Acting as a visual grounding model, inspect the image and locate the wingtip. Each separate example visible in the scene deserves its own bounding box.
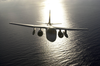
[9,22,16,24]
[9,22,12,24]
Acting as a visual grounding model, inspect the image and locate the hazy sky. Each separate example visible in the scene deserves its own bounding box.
[0,0,100,24]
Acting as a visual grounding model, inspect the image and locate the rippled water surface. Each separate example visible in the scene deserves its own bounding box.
[0,0,100,66]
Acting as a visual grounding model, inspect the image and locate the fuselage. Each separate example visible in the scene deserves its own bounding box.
[46,25,57,42]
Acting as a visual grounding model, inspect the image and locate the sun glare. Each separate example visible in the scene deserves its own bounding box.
[41,0,70,27]
[40,0,72,42]
[39,0,73,63]
[41,0,71,46]
[44,0,61,10]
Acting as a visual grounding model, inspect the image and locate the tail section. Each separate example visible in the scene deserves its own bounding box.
[48,10,51,25]
[37,10,61,25]
[48,10,62,25]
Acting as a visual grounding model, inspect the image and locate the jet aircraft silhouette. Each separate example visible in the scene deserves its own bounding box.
[10,10,88,42]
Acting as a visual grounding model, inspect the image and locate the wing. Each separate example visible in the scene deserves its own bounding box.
[54,26,88,31]
[9,22,48,28]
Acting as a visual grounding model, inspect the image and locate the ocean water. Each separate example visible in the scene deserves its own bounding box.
[0,0,100,66]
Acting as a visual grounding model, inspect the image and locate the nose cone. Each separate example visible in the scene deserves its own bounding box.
[46,28,57,42]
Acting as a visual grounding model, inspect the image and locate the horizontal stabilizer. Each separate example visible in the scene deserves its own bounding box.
[51,23,62,25]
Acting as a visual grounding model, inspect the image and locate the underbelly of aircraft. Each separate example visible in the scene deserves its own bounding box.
[46,28,57,42]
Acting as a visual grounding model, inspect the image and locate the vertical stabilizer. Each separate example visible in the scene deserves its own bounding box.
[48,10,61,25]
[49,10,51,25]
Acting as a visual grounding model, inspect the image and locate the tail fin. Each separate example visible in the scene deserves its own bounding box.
[37,10,62,25]
[48,10,62,25]
[48,10,51,25]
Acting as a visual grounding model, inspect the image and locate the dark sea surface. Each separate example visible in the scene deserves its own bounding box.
[0,0,100,66]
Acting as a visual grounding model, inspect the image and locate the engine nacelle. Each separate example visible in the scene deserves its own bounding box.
[32,28,35,35]
[58,30,63,38]
[63,30,68,38]
[37,29,43,37]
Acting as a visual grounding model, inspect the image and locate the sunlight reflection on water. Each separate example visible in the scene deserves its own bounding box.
[37,0,80,65]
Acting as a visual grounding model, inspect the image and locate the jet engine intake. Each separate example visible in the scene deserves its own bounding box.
[58,30,63,38]
[37,29,43,37]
